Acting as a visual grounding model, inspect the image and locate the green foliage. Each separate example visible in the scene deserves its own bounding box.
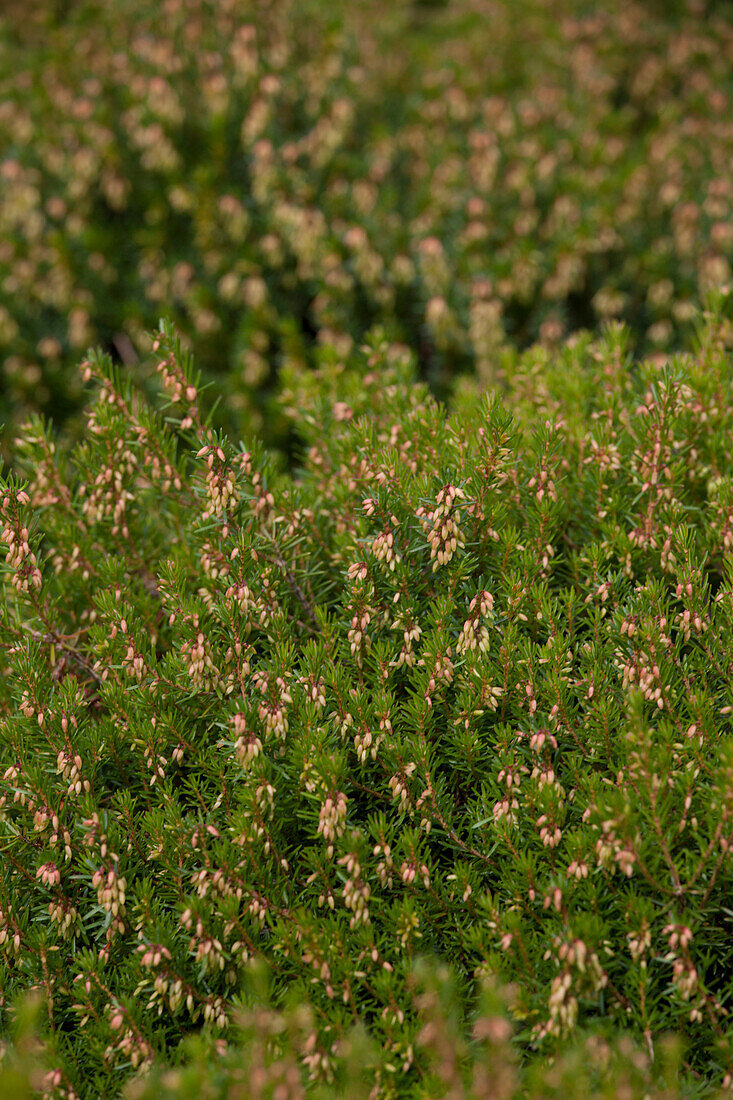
[1,302,733,1095]
[1,0,732,452]
[0,962,715,1099]
[3,2,733,1094]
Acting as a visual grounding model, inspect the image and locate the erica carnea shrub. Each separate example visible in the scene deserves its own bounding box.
[0,962,712,1100]
[1,303,733,1096]
[1,0,732,449]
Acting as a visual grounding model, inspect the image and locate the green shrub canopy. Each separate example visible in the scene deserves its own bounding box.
[3,0,733,1094]
[1,307,733,1095]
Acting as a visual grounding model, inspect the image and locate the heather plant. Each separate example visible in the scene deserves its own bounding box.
[0,962,711,1100]
[1,0,732,450]
[2,302,733,1096]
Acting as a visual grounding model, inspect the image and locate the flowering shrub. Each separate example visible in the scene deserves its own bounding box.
[1,0,732,449]
[0,963,714,1100]
[1,302,733,1096]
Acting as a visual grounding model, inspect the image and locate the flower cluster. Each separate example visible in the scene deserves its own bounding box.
[418,485,466,571]
[0,488,41,592]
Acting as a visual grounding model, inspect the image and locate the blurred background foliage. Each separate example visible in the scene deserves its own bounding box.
[0,0,731,460]
[0,960,719,1100]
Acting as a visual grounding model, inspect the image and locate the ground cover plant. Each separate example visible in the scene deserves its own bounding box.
[0,0,732,454]
[0,963,713,1100]
[3,0,733,1095]
[1,298,733,1096]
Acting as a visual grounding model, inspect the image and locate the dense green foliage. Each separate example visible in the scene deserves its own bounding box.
[3,0,733,1095]
[1,0,732,452]
[2,302,733,1096]
[0,962,714,1100]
